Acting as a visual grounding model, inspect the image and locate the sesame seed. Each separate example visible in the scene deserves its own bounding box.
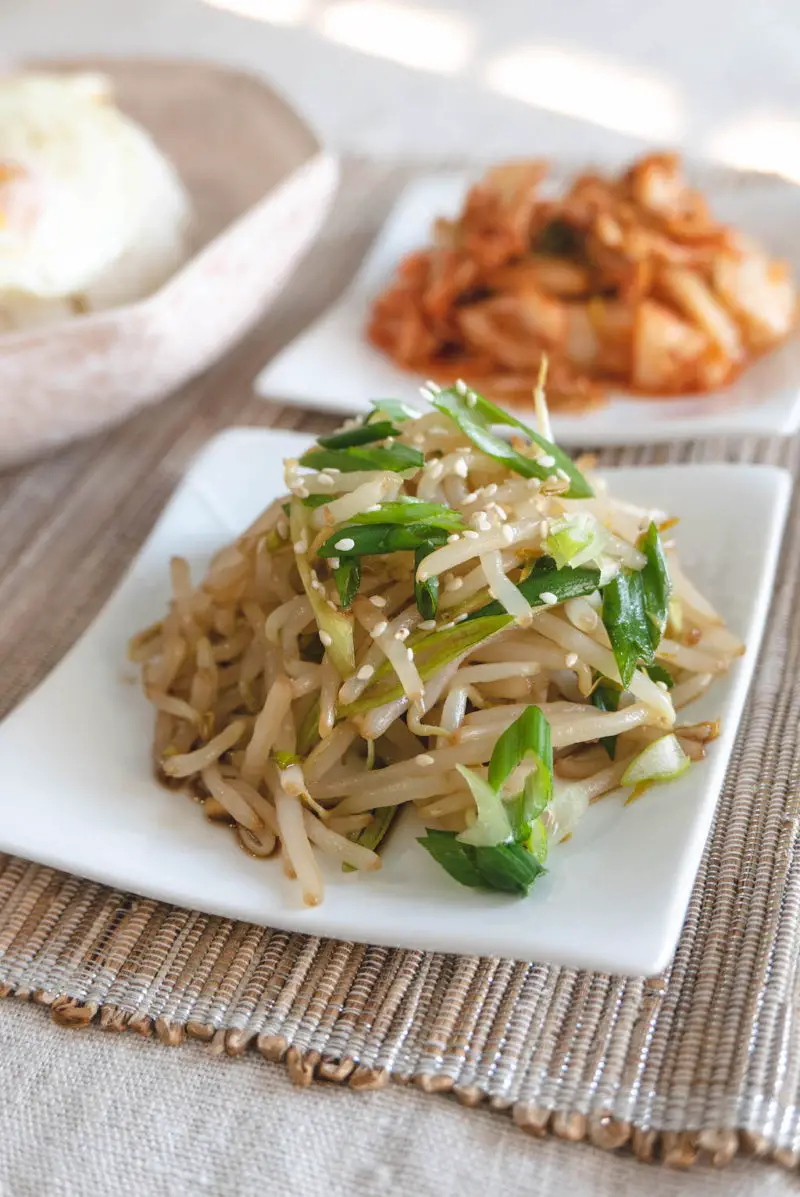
[295,486,309,499]
[327,600,338,611]
[419,387,436,402]
[406,648,415,663]
[418,619,437,630]
[329,557,340,569]
[334,537,355,552]
[372,621,388,637]
[476,518,491,532]
[293,539,308,555]
[369,595,387,607]
[412,433,426,446]
[385,437,395,445]
[322,467,340,476]
[445,576,464,592]
[538,454,556,468]
[319,631,333,647]
[540,591,558,605]
[316,474,334,489]
[439,621,455,631]
[501,525,514,544]
[657,680,669,692]
[462,492,478,505]
[415,753,435,766]
[357,664,375,681]
[565,652,579,668]
[464,530,480,540]
[394,627,410,641]
[483,483,498,497]
[366,503,381,513]
[455,379,468,395]
[493,504,507,521]
[527,478,541,491]
[425,379,442,393]
[453,458,469,478]
[427,460,444,480]
[465,393,478,408]
[447,533,460,544]
[556,468,570,481]
[454,613,469,623]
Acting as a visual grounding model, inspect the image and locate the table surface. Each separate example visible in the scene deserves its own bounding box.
[3,2,800,1193]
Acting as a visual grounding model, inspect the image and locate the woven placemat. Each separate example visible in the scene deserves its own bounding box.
[1,161,800,1174]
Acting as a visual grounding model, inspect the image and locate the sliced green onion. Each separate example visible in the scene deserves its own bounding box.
[601,522,671,688]
[368,398,420,423]
[299,443,424,475]
[456,765,513,848]
[469,557,600,620]
[273,751,302,769]
[430,386,593,499]
[414,544,439,620]
[349,498,464,531]
[418,830,546,896]
[317,420,400,449]
[620,734,690,785]
[333,558,361,609]
[591,679,621,759]
[290,500,355,677]
[317,522,449,558]
[342,805,399,873]
[646,663,674,689]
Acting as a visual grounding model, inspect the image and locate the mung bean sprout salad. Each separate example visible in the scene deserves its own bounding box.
[130,370,743,906]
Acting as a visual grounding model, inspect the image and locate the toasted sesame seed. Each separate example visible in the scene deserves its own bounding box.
[334,537,355,552]
[462,492,478,505]
[322,467,340,476]
[453,458,469,478]
[501,525,514,544]
[372,621,388,637]
[455,379,468,395]
[319,631,333,647]
[418,619,437,630]
[427,459,444,480]
[329,557,340,569]
[419,386,436,402]
[538,454,556,468]
[540,591,558,605]
[493,504,507,521]
[447,533,460,544]
[439,621,455,631]
[464,529,480,540]
[415,753,435,766]
[657,680,669,692]
[425,379,442,393]
[412,433,426,446]
[565,652,579,668]
[483,483,498,497]
[394,627,410,641]
[369,595,387,607]
[465,393,478,408]
[295,486,309,499]
[445,576,464,592]
[406,647,415,661]
[357,664,375,681]
[366,503,381,513]
[556,468,570,481]
[454,613,469,623]
[326,600,338,611]
[293,539,308,554]
[527,478,541,491]
[316,474,334,489]
[476,518,492,532]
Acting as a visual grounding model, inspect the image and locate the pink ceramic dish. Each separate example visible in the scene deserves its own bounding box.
[0,59,338,468]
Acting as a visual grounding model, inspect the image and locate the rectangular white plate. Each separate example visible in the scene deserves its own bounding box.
[0,429,789,974]
[255,169,800,446]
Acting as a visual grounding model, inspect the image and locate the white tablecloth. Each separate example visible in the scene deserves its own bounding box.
[3,1,800,1192]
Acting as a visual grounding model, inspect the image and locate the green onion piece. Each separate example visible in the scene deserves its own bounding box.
[414,543,439,620]
[317,420,400,449]
[488,704,553,794]
[297,699,321,756]
[342,805,399,873]
[340,614,509,716]
[591,679,621,759]
[646,663,674,688]
[348,498,464,531]
[299,443,424,474]
[469,557,600,620]
[290,500,355,677]
[333,558,361,609]
[601,523,671,688]
[455,765,513,848]
[368,399,420,422]
[418,830,546,896]
[317,522,449,558]
[430,386,593,499]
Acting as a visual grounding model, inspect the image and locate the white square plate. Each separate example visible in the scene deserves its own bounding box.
[0,429,789,974]
[255,170,800,446]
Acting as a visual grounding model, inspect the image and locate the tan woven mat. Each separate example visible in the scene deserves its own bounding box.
[1,161,799,1173]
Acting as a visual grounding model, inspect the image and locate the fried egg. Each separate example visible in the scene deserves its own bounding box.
[0,72,192,331]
